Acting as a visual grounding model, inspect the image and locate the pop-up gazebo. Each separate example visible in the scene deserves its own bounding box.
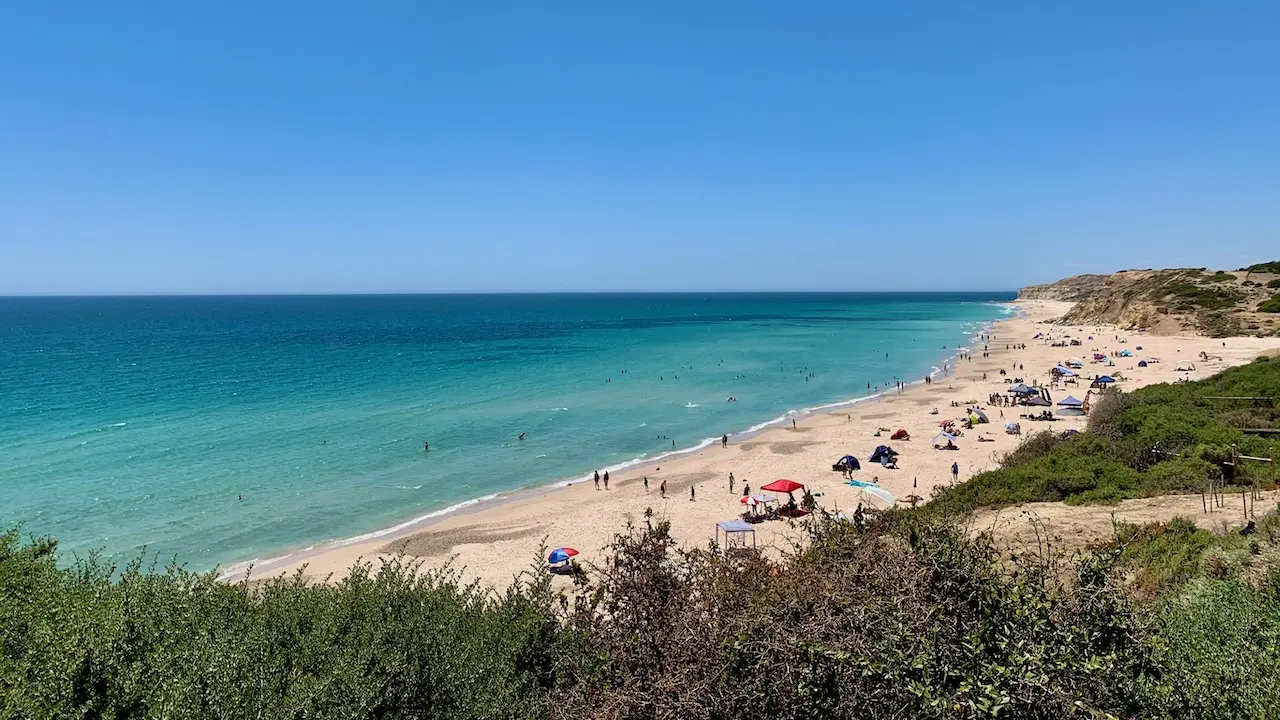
[716,521,756,549]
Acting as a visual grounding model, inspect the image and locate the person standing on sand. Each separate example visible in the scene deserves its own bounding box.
[593,470,600,490]
[643,476,649,492]
[951,461,959,483]
[743,483,750,497]
[690,485,696,502]
[660,479,667,498]
[722,433,728,448]
[603,471,609,490]
[792,419,797,430]
[729,472,735,493]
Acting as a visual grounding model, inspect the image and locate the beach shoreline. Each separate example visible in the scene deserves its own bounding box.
[234,300,1280,588]
[220,303,1016,580]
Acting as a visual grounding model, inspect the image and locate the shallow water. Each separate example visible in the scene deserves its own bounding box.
[0,292,1012,570]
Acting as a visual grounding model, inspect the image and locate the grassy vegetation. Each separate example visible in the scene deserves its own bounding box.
[1164,282,1242,311]
[1202,270,1237,283]
[1244,261,1280,274]
[927,356,1280,515]
[1260,295,1280,313]
[1268,279,1280,289]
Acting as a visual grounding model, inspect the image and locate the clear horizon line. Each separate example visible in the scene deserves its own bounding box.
[0,288,1022,299]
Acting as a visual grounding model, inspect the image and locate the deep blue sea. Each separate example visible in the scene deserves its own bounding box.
[0,293,1013,571]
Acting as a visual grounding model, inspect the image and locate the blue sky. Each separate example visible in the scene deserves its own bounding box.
[2,1,1278,294]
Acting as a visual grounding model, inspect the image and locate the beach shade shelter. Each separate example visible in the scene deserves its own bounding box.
[548,547,579,565]
[846,479,896,506]
[1025,396,1052,407]
[760,478,805,494]
[972,408,989,423]
[932,431,958,447]
[740,494,777,506]
[1137,360,1148,367]
[1176,362,1196,372]
[716,521,757,549]
[834,455,861,471]
[1008,383,1036,395]
[1005,421,1019,432]
[1136,345,1144,350]
[1067,358,1084,368]
[1057,395,1084,407]
[1119,350,1133,357]
[869,445,898,464]
[1053,365,1076,376]
[1095,375,1116,384]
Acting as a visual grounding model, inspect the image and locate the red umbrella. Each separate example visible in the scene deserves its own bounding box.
[760,478,804,493]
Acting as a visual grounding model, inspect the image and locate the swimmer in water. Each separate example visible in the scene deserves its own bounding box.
[518,432,526,440]
[424,441,429,452]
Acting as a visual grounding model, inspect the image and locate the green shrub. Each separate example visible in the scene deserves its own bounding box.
[1260,295,1280,313]
[1267,279,1280,289]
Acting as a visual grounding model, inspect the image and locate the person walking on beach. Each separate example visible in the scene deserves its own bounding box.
[743,483,750,497]
[722,433,728,448]
[690,485,696,502]
[660,479,667,498]
[729,472,735,494]
[951,461,959,483]
[603,471,610,490]
[593,470,600,491]
[643,476,649,492]
[792,419,797,430]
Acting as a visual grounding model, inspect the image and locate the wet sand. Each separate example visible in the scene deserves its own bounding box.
[234,300,1280,589]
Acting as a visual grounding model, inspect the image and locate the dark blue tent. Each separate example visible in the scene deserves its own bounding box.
[869,445,897,464]
[834,455,861,471]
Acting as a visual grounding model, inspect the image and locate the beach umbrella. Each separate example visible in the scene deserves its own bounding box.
[1095,376,1115,384]
[760,478,805,493]
[740,494,775,505]
[548,547,579,564]
[972,408,989,423]
[1057,396,1084,407]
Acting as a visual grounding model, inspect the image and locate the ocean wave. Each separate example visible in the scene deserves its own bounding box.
[395,484,423,490]
[684,402,701,408]
[550,407,569,412]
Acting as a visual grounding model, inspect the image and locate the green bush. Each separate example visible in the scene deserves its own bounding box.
[1267,279,1280,289]
[1260,295,1280,313]
[0,529,558,720]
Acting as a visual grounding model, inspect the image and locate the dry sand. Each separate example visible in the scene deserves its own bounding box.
[236,300,1280,589]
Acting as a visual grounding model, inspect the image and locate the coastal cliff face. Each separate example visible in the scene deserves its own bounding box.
[1019,265,1280,337]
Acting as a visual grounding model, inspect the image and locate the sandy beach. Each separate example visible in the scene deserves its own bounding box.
[237,300,1280,589]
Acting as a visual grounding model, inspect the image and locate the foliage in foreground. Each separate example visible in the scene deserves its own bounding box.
[927,356,1280,515]
[0,530,557,719]
[10,508,1280,719]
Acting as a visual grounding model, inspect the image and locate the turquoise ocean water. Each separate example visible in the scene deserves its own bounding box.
[0,293,1013,571]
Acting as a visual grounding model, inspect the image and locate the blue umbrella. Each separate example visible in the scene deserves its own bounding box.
[548,547,579,564]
